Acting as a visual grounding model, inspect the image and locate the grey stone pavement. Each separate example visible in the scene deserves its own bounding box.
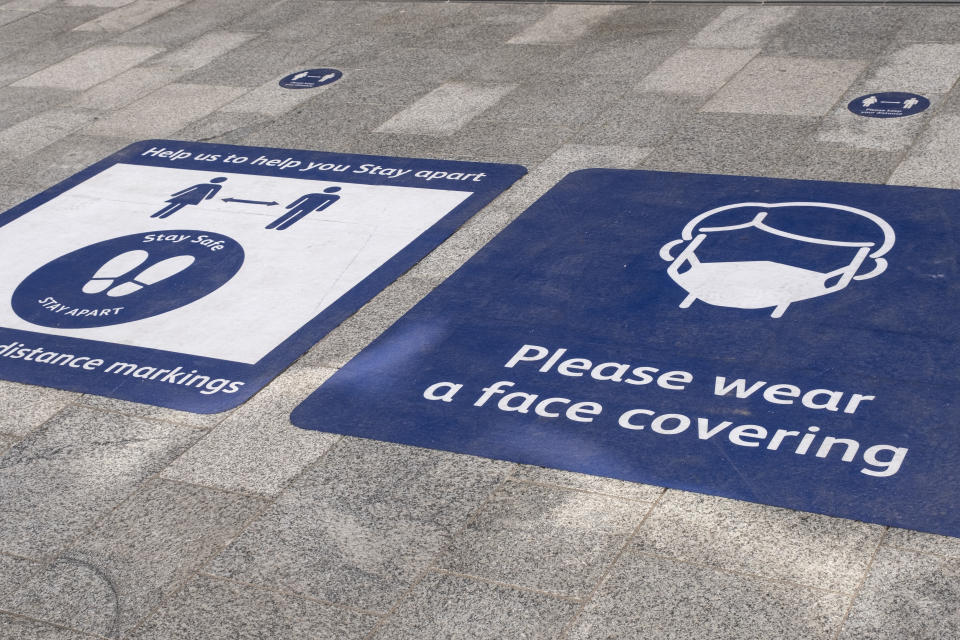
[1,0,960,638]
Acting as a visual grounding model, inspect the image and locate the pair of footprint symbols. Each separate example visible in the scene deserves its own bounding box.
[81,250,195,297]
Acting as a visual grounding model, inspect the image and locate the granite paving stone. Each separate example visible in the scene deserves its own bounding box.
[0,86,74,130]
[0,552,42,602]
[159,365,340,496]
[218,74,341,118]
[815,99,937,153]
[439,481,649,598]
[0,133,136,191]
[0,9,30,28]
[170,111,274,146]
[566,33,689,80]
[78,393,230,430]
[639,47,759,95]
[12,44,163,91]
[761,6,908,59]
[573,93,708,148]
[0,109,97,161]
[375,82,517,136]
[179,36,326,89]
[565,553,849,640]
[894,6,960,44]
[583,4,723,44]
[839,546,960,640]
[0,380,76,437]
[511,465,664,503]
[631,490,884,593]
[473,76,626,128]
[0,614,91,640]
[128,575,378,640]
[0,405,203,558]
[641,112,818,178]
[442,121,574,166]
[82,83,247,137]
[207,438,512,612]
[507,5,624,45]
[702,56,867,116]
[784,139,902,184]
[113,0,263,47]
[0,433,19,455]
[70,66,181,111]
[0,7,105,59]
[690,6,798,49]
[73,0,185,33]
[8,478,267,638]
[862,43,960,95]
[883,527,960,560]
[148,30,256,73]
[240,100,400,150]
[888,114,960,189]
[371,571,578,640]
[0,31,109,88]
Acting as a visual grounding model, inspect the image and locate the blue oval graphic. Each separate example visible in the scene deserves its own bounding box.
[13,230,244,329]
[848,92,929,118]
[278,68,342,89]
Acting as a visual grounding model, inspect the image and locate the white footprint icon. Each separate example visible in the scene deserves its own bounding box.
[106,255,196,297]
[82,250,149,294]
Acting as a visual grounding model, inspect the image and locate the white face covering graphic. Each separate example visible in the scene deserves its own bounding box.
[660,203,895,318]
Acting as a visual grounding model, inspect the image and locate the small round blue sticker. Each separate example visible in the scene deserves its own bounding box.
[13,230,244,329]
[278,68,342,89]
[848,92,929,118]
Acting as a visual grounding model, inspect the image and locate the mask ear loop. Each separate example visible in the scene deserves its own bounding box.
[853,257,887,280]
[660,238,685,262]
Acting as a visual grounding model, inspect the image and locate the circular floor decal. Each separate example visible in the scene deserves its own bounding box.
[848,92,930,118]
[278,68,343,89]
[13,230,244,328]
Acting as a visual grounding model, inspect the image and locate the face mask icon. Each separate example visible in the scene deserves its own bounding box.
[659,202,895,318]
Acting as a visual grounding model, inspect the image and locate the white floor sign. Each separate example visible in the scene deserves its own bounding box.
[0,140,525,412]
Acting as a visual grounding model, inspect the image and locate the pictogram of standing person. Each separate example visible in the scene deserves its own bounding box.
[266,187,342,230]
[151,177,227,219]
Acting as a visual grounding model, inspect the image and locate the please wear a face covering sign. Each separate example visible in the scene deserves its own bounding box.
[293,168,960,538]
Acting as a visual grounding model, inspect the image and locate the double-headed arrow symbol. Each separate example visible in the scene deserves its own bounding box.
[222,197,278,206]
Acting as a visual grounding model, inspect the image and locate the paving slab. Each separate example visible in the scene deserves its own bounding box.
[888,114,960,188]
[883,527,960,559]
[632,491,884,593]
[82,82,247,137]
[565,553,849,640]
[506,5,624,45]
[73,0,186,33]
[0,133,135,190]
[375,82,518,136]
[0,614,90,640]
[0,406,202,558]
[0,109,97,161]
[0,433,19,455]
[0,380,76,437]
[839,546,960,640]
[761,6,907,58]
[690,6,799,48]
[701,56,867,116]
[438,481,650,598]
[7,478,266,638]
[12,44,163,91]
[640,47,759,96]
[207,438,512,612]
[0,552,42,601]
[129,575,378,640]
[371,571,578,640]
[159,365,340,496]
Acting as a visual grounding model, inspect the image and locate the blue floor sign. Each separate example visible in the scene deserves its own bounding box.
[293,169,960,537]
[0,140,524,412]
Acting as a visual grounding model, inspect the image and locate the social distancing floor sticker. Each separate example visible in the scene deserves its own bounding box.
[0,140,524,412]
[293,168,960,537]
